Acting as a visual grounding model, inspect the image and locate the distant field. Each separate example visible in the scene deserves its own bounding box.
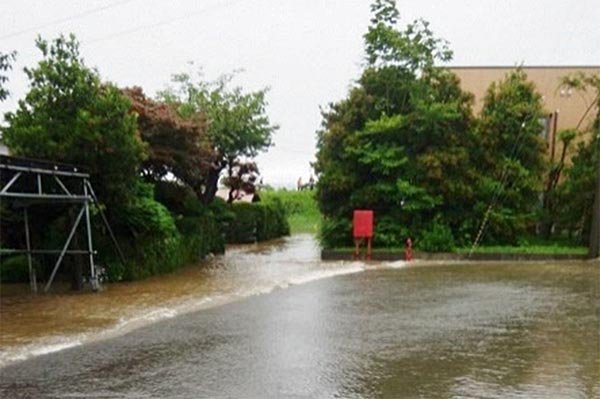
[261,189,321,235]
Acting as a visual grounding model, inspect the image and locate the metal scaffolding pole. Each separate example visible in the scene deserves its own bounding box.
[23,207,37,293]
[83,181,98,290]
[1,155,123,292]
[85,180,126,266]
[44,206,85,293]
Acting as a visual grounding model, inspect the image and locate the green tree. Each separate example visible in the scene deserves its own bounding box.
[2,35,146,208]
[158,70,278,204]
[0,50,16,102]
[474,68,547,243]
[1,35,195,282]
[122,86,213,198]
[221,160,260,203]
[540,128,576,238]
[315,0,476,249]
[555,72,600,243]
[364,0,452,71]
[557,133,599,243]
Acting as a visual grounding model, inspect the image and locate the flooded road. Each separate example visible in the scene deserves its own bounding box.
[1,235,599,398]
[0,235,361,366]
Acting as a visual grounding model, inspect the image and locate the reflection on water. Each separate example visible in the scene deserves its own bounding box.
[0,235,598,398]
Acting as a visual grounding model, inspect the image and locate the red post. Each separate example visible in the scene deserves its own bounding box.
[405,237,413,262]
[353,210,374,260]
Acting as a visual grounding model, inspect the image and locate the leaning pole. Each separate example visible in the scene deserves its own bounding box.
[589,145,600,259]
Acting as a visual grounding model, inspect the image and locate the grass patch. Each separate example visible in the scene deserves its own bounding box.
[260,189,321,235]
[455,245,588,255]
[456,236,588,255]
[328,245,588,255]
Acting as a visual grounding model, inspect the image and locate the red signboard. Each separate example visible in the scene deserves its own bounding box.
[353,210,374,238]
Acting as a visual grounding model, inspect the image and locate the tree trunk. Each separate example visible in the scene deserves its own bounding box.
[226,161,235,204]
[541,138,571,239]
[202,166,222,205]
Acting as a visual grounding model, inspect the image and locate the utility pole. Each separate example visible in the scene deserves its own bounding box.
[589,144,600,259]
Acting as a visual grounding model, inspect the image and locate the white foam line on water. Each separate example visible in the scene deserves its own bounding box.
[383,260,409,269]
[30,341,82,356]
[0,261,369,369]
[286,263,366,286]
[0,338,84,368]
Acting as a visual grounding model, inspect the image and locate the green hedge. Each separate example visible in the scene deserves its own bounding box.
[319,215,456,252]
[257,197,290,241]
[2,188,288,284]
[103,197,227,281]
[226,200,290,244]
[0,255,40,283]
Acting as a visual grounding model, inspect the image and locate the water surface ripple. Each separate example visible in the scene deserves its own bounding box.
[0,235,598,398]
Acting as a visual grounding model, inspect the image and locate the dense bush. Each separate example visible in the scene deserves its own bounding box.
[103,216,225,282]
[117,182,178,238]
[315,1,548,251]
[371,216,410,248]
[0,255,40,283]
[550,74,599,245]
[315,6,478,249]
[226,200,289,244]
[1,35,145,212]
[257,197,290,241]
[417,222,455,252]
[474,69,546,243]
[225,203,258,243]
[556,133,598,243]
[103,185,227,281]
[320,217,352,248]
[0,35,278,285]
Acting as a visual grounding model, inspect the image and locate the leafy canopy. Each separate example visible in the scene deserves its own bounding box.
[159,70,277,159]
[315,0,476,249]
[555,72,600,242]
[0,50,17,102]
[158,69,278,203]
[475,68,546,243]
[123,86,213,199]
[364,0,452,71]
[2,34,146,207]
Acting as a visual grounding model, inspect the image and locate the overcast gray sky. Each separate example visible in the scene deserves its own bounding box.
[1,0,599,187]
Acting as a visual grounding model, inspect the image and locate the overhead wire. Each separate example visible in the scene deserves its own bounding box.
[468,115,540,256]
[3,0,314,166]
[85,0,247,45]
[0,0,139,41]
[7,0,250,63]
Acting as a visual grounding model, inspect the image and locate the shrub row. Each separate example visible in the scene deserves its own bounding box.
[320,215,456,252]
[1,182,293,283]
[225,199,290,244]
[103,213,225,282]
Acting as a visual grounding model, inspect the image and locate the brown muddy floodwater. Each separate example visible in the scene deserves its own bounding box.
[0,234,599,398]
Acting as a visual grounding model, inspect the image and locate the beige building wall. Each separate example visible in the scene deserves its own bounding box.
[450,66,599,132]
[449,66,599,162]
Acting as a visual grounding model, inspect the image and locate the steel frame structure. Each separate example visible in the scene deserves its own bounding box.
[0,156,122,292]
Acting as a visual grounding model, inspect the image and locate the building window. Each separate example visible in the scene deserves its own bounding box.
[538,115,551,143]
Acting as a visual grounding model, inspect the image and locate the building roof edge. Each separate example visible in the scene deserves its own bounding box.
[446,65,600,70]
